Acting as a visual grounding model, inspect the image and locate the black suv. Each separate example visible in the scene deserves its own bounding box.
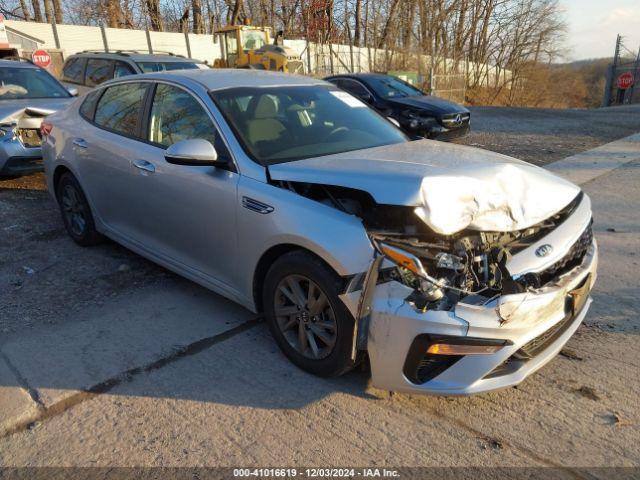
[61,51,207,94]
[325,73,470,140]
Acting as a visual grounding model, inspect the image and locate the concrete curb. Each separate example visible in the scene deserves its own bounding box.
[546,133,640,186]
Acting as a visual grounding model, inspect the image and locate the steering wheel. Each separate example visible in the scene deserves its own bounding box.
[328,126,349,138]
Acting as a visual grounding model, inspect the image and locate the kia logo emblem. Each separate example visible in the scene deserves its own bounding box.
[535,244,553,257]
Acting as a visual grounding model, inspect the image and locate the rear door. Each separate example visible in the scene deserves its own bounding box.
[84,58,114,88]
[74,81,151,238]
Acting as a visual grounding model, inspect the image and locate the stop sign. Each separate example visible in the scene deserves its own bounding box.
[31,49,51,68]
[617,72,634,89]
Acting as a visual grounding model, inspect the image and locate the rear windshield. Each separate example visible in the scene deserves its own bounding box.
[211,85,407,165]
[136,61,204,73]
[0,67,70,100]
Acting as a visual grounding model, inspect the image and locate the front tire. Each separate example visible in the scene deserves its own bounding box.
[56,172,102,246]
[263,251,357,377]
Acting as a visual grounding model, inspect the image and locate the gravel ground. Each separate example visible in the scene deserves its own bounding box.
[456,104,640,165]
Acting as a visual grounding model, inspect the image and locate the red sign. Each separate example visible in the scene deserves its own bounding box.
[617,72,634,89]
[31,49,51,68]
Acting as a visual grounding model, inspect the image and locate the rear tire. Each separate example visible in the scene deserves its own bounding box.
[56,173,102,247]
[263,250,357,377]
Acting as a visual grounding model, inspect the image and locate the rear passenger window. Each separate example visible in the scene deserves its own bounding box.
[62,57,85,83]
[79,89,102,120]
[114,62,134,78]
[94,83,147,137]
[85,59,113,87]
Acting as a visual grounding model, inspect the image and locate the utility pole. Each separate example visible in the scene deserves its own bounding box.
[602,34,622,107]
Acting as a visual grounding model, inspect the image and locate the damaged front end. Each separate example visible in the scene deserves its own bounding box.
[273,176,597,395]
[0,107,54,176]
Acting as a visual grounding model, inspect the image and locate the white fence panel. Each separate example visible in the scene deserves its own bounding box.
[186,34,220,63]
[148,31,189,57]
[56,24,104,54]
[106,27,148,53]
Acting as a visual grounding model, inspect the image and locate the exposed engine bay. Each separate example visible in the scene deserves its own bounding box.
[274,180,585,312]
[0,107,52,148]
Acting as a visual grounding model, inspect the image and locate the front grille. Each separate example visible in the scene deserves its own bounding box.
[522,221,593,288]
[516,310,575,359]
[1,156,43,174]
[440,112,470,129]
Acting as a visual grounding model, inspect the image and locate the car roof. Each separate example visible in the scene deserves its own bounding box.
[129,69,328,91]
[0,59,40,69]
[71,51,203,63]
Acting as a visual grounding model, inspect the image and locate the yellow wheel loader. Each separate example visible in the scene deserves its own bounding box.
[213,24,304,74]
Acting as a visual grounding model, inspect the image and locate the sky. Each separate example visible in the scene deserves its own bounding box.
[562,0,640,61]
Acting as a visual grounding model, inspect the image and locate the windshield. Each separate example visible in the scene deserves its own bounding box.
[136,61,203,73]
[211,86,407,165]
[0,67,70,100]
[241,30,267,50]
[367,76,424,99]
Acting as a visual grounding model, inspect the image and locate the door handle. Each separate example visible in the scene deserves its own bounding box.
[132,159,155,173]
[72,138,88,149]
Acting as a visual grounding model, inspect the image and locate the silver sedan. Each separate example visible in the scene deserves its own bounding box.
[42,70,597,395]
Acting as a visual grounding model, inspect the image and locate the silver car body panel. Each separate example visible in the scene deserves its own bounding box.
[43,70,596,395]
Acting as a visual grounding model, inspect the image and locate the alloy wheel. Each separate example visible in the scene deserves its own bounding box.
[61,184,87,236]
[274,274,338,360]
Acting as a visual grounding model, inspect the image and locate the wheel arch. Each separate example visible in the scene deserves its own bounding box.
[52,164,72,195]
[252,243,347,313]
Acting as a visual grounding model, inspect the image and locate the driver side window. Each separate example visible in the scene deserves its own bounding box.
[148,83,231,161]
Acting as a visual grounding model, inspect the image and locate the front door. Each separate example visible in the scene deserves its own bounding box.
[125,82,240,290]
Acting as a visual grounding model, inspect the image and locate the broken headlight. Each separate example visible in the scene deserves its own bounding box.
[0,124,15,140]
[376,239,507,311]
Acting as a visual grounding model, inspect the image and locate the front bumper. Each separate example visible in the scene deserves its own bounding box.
[361,240,597,395]
[0,155,44,177]
[427,123,470,141]
[337,192,598,395]
[0,136,43,177]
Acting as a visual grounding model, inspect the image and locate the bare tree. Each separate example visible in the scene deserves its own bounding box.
[42,0,52,22]
[145,0,163,30]
[31,0,42,21]
[193,0,205,33]
[52,0,62,22]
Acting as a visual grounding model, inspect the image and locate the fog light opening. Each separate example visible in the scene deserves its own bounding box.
[427,343,504,355]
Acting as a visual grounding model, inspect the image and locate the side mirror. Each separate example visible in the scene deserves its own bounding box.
[359,92,373,104]
[164,139,223,166]
[67,87,79,97]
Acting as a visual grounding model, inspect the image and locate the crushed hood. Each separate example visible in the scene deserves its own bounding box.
[268,140,581,235]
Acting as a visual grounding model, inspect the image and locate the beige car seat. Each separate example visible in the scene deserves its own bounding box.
[246,95,287,146]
